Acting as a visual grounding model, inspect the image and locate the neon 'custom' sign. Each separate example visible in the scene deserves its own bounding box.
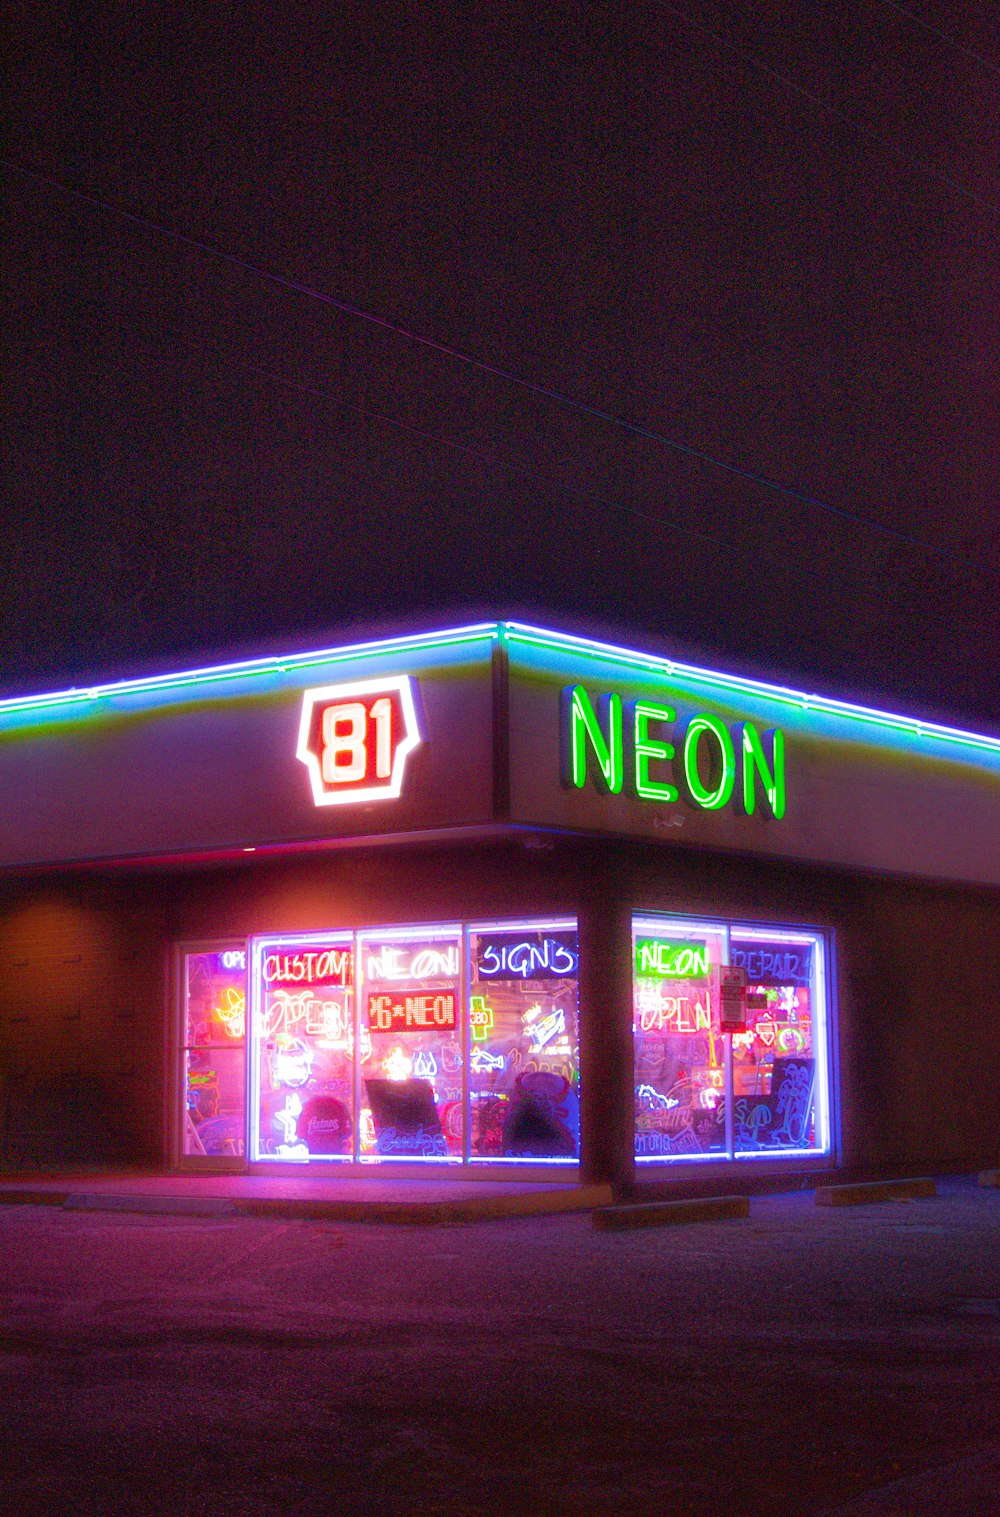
[297,676,421,806]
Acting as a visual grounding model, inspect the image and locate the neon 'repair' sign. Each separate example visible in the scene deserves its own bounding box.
[562,685,786,819]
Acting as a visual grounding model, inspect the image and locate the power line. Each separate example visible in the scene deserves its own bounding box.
[647,1,999,214]
[879,0,999,75]
[638,2,999,403]
[40,314,989,603]
[2,154,985,577]
[247,361,731,553]
[240,358,983,596]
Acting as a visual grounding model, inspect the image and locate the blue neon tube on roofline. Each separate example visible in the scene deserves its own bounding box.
[501,622,1000,757]
[0,618,996,760]
[0,623,500,718]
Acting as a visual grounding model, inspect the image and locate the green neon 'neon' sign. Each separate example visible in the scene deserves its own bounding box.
[560,686,623,794]
[635,938,710,978]
[739,721,786,819]
[633,702,678,803]
[561,685,785,820]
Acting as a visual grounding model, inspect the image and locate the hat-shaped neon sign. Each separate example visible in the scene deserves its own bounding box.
[296,676,422,806]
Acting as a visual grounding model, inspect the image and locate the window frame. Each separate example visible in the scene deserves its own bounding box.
[631,911,836,1168]
[173,940,249,1172]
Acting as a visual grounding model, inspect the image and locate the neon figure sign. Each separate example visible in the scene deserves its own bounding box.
[214,986,246,1039]
[526,1007,566,1052]
[262,989,352,1044]
[296,676,421,807]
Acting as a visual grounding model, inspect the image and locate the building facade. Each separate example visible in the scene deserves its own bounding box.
[0,621,996,1193]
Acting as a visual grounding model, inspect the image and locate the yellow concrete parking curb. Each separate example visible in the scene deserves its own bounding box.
[815,1178,937,1206]
[593,1195,749,1230]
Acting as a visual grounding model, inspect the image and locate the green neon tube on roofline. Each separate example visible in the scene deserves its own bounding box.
[502,622,1000,758]
[0,623,500,720]
[0,618,996,761]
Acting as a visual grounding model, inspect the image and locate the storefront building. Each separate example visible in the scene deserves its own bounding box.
[0,620,996,1192]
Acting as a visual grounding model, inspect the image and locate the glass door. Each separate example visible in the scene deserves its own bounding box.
[250,933,355,1162]
[357,925,464,1163]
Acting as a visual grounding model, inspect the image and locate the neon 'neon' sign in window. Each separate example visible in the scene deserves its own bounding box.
[296,676,422,806]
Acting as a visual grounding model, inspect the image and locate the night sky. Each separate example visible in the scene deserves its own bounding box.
[3,3,998,729]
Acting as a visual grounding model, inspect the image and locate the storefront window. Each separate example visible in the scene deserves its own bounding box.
[729,928,827,1157]
[358,926,463,1163]
[180,947,247,1160]
[252,934,355,1161]
[245,918,579,1167]
[468,921,580,1163]
[633,915,831,1164]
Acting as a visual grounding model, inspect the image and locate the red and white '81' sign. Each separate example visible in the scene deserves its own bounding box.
[296,677,422,806]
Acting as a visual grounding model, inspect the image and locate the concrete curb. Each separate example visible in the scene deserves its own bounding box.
[0,1187,69,1207]
[238,1183,614,1225]
[815,1178,937,1207]
[0,1182,613,1225]
[63,1193,240,1217]
[593,1195,749,1230]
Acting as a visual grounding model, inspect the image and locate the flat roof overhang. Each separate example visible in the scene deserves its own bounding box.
[0,620,996,887]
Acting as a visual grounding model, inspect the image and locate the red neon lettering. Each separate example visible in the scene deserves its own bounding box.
[367,991,456,1033]
[636,995,711,1034]
[407,995,433,1028]
[371,696,393,779]
[263,949,352,987]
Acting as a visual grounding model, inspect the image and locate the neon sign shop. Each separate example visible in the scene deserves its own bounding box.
[0,619,995,1192]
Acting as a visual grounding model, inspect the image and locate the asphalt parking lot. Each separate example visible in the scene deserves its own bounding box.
[1,1177,998,1516]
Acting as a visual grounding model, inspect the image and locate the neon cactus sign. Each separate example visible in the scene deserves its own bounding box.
[561,685,785,818]
[297,676,421,806]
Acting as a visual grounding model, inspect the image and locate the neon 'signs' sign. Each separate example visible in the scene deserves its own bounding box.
[476,935,579,979]
[297,677,421,806]
[561,685,786,819]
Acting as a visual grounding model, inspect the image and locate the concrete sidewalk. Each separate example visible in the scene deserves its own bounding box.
[0,1169,613,1223]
